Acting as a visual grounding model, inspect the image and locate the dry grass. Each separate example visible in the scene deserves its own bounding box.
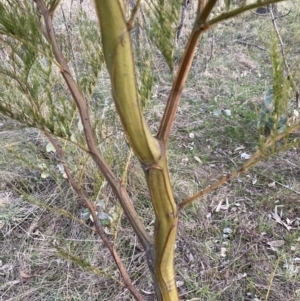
[1,1,300,301]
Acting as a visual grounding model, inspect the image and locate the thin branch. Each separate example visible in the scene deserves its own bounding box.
[44,132,144,301]
[178,148,263,210]
[127,0,141,31]
[234,39,266,51]
[23,193,97,233]
[179,122,300,210]
[255,171,300,196]
[197,0,207,18]
[206,0,285,28]
[157,0,218,144]
[33,0,151,251]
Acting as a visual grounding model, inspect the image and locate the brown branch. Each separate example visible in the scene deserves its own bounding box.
[44,132,144,301]
[33,0,151,251]
[127,0,141,31]
[179,122,300,210]
[178,148,263,210]
[157,0,218,144]
[206,0,285,28]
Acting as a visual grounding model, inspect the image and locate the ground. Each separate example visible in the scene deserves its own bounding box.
[0,1,300,301]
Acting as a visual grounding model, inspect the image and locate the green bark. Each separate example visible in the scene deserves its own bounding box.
[94,0,179,300]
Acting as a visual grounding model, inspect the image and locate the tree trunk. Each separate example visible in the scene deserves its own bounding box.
[94,1,179,300]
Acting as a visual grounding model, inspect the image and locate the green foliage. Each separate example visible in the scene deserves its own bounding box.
[0,4,106,140]
[75,8,104,95]
[136,48,155,108]
[144,0,182,71]
[257,38,291,136]
[0,1,46,49]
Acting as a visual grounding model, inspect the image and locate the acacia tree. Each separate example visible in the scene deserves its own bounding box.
[0,0,298,300]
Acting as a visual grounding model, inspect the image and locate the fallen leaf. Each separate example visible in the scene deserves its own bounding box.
[220,247,227,257]
[46,142,56,153]
[77,119,84,132]
[20,270,36,279]
[234,146,245,152]
[223,227,233,234]
[215,198,230,212]
[193,156,202,164]
[268,181,276,188]
[241,152,251,160]
[140,289,154,295]
[267,240,285,248]
[224,109,231,116]
[236,273,247,280]
[41,171,50,179]
[213,109,222,116]
[271,206,292,230]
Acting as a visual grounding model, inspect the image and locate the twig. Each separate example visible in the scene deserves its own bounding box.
[234,39,266,51]
[206,0,285,27]
[158,0,285,144]
[265,256,281,301]
[179,122,300,210]
[127,0,141,31]
[255,171,300,195]
[44,132,145,301]
[178,148,263,210]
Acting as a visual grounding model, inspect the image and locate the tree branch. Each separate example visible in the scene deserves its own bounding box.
[44,132,144,301]
[179,122,300,210]
[206,0,285,28]
[33,0,151,251]
[157,0,218,144]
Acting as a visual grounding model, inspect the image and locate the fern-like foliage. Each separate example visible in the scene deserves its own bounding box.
[143,0,182,71]
[0,2,106,141]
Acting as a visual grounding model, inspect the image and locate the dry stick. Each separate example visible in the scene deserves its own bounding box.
[33,0,151,251]
[179,122,300,210]
[44,133,144,301]
[255,171,300,196]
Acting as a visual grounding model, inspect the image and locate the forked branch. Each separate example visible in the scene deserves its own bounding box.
[157,0,285,144]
